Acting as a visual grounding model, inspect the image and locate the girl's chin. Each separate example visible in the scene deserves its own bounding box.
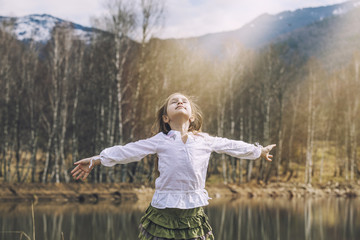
[170,112,191,119]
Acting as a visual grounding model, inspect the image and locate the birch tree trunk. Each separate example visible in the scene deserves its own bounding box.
[15,100,21,182]
[320,124,331,183]
[115,35,131,182]
[229,75,236,183]
[0,27,17,181]
[42,113,57,183]
[247,100,253,182]
[276,99,285,182]
[346,59,359,181]
[26,46,40,183]
[42,27,63,183]
[217,88,227,184]
[58,71,69,183]
[30,125,38,183]
[72,87,79,164]
[1,48,12,181]
[327,74,341,178]
[305,71,316,185]
[70,42,84,181]
[115,35,124,148]
[238,105,244,184]
[15,49,31,182]
[259,100,271,182]
[3,75,10,182]
[349,109,357,181]
[258,47,275,183]
[286,86,300,177]
[57,37,71,183]
[350,60,359,181]
[107,87,116,183]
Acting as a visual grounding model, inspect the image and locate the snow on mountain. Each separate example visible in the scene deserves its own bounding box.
[0,14,96,43]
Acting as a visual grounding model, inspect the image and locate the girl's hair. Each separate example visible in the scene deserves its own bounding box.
[152,93,203,180]
[155,92,203,134]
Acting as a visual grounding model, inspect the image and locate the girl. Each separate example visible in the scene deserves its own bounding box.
[71,92,276,240]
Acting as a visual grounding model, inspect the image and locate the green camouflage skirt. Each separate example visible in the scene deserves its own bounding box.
[138,204,214,240]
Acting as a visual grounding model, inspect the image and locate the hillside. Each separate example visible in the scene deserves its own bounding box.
[168,0,360,68]
[276,6,360,70]
[195,0,359,49]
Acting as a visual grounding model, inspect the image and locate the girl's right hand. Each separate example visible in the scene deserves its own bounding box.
[71,157,97,180]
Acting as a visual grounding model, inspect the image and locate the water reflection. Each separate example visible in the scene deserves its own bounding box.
[0,198,359,240]
[208,197,360,240]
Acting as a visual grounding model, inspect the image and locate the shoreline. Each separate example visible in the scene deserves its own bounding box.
[0,182,359,204]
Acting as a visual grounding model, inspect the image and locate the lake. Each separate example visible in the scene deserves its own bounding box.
[1,197,359,240]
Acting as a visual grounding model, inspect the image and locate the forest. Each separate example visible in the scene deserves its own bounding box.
[0,0,359,186]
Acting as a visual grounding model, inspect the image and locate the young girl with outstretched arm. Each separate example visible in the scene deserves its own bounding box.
[71,92,276,240]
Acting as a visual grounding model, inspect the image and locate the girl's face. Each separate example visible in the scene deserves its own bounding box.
[164,93,193,123]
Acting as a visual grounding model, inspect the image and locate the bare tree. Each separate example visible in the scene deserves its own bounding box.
[304,61,321,185]
[129,0,164,140]
[215,42,247,183]
[0,25,19,182]
[21,42,40,183]
[70,40,85,168]
[101,0,137,182]
[343,56,360,181]
[286,85,300,180]
[42,24,73,183]
[216,84,227,183]
[252,45,280,183]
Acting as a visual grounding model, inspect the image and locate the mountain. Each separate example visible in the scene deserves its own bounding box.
[175,0,360,58]
[203,0,359,47]
[0,14,98,43]
[276,5,360,69]
[1,1,359,47]
[1,1,359,69]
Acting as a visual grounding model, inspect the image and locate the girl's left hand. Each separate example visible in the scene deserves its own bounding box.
[261,144,276,161]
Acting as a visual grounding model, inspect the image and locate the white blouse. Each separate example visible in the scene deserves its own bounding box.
[99,130,262,209]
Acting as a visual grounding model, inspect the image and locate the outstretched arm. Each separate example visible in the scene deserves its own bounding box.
[70,133,162,181]
[207,134,276,160]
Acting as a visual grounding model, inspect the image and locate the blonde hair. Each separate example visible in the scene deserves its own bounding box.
[155,92,203,134]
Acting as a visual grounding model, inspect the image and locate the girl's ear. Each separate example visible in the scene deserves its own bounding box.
[162,115,169,123]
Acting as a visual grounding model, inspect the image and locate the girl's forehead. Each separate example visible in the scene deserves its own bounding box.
[168,94,188,101]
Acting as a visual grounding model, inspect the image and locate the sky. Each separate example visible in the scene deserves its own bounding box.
[0,0,349,39]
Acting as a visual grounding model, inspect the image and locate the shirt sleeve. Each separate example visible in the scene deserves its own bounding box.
[99,133,161,167]
[207,135,262,160]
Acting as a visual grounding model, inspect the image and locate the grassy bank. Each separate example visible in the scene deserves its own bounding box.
[1,180,360,205]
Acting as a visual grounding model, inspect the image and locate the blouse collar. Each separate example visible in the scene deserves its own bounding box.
[167,130,177,140]
[167,130,195,143]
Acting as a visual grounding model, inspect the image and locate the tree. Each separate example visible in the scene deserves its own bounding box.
[41,23,74,183]
[0,25,21,182]
[21,41,40,183]
[101,0,137,182]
